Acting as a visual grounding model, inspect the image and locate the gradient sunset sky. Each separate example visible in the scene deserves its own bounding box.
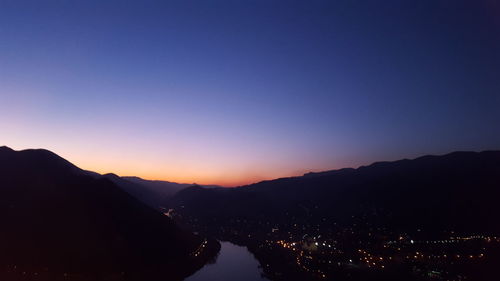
[1,0,499,186]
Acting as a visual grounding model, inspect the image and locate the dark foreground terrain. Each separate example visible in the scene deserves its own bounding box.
[2,146,499,281]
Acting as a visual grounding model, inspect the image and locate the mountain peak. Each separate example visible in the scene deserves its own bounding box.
[103,172,120,178]
[0,146,14,152]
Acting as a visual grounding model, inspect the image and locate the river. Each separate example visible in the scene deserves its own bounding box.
[185,241,270,281]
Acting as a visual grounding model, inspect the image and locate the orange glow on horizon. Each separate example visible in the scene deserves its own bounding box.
[77,159,313,187]
[3,143,323,188]
[88,167,270,187]
[0,112,350,187]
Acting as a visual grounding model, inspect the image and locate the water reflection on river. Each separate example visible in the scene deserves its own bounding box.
[185,241,270,281]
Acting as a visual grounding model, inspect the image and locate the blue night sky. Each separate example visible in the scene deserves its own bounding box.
[1,0,499,186]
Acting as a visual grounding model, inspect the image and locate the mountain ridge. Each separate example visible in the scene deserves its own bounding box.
[0,145,219,280]
[168,149,500,233]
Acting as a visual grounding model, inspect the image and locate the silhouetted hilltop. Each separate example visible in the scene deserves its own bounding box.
[0,146,13,152]
[0,146,218,280]
[0,146,82,176]
[168,150,500,233]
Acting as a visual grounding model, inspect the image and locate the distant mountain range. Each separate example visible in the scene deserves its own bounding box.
[96,173,191,210]
[87,173,220,210]
[0,146,218,280]
[167,150,500,234]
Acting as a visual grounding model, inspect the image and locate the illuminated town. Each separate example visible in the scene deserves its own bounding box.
[172,211,500,281]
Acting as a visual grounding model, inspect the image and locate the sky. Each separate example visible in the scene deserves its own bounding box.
[1,0,499,186]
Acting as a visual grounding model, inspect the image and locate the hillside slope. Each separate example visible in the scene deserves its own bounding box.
[0,146,217,280]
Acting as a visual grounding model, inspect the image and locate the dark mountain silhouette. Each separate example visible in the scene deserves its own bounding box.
[98,174,189,210]
[97,174,220,210]
[168,150,500,233]
[0,146,218,281]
